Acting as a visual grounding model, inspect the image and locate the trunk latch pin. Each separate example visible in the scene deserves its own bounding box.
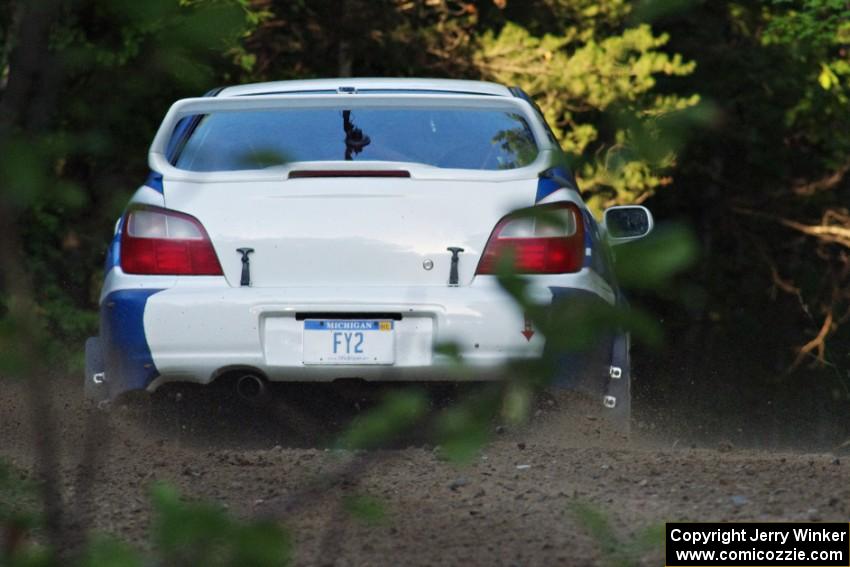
[237,248,255,287]
[447,247,464,286]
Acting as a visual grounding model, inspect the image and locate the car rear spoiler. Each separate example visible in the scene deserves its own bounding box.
[147,94,555,181]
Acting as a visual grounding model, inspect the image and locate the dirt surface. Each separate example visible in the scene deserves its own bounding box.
[2,376,850,566]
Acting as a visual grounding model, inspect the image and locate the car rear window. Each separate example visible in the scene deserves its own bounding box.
[173,108,538,171]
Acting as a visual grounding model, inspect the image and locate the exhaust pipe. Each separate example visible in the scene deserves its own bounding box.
[235,374,267,402]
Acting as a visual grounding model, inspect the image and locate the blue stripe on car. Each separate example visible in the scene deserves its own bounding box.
[582,210,615,285]
[144,170,164,193]
[535,175,562,202]
[535,166,576,201]
[101,289,163,397]
[104,216,123,271]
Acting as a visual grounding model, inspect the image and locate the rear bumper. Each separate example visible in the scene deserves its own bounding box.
[98,271,615,397]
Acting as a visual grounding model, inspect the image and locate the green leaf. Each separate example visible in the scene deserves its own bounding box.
[501,382,532,424]
[818,62,838,89]
[336,390,428,450]
[78,536,143,567]
[613,224,698,290]
[571,502,663,566]
[151,483,291,566]
[434,388,501,463]
[343,494,387,526]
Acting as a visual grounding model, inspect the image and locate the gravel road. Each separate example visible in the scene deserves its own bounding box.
[2,377,849,566]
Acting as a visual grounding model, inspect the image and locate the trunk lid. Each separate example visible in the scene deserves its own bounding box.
[164,176,536,287]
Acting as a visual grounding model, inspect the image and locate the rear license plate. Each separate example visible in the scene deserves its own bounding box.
[302,319,395,365]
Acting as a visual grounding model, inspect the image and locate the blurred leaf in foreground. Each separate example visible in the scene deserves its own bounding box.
[434,387,501,463]
[613,224,698,290]
[78,536,143,567]
[152,483,291,567]
[0,459,42,563]
[343,494,386,526]
[571,501,664,567]
[336,390,428,451]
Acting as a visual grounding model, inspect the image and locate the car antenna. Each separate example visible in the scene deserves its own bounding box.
[342,110,371,160]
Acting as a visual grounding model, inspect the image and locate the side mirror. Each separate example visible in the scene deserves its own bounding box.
[602,205,654,244]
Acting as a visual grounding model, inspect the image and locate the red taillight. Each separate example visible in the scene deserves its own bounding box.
[120,206,223,275]
[476,202,585,275]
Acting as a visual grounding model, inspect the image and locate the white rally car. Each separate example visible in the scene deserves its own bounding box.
[85,78,652,416]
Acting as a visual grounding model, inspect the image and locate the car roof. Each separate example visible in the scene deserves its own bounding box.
[217,78,514,98]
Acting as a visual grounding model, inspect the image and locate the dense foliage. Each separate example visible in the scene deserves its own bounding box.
[647,0,850,386]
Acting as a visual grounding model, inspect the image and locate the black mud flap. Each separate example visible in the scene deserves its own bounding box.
[547,287,615,394]
[549,335,614,393]
[603,332,631,432]
[84,336,108,402]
